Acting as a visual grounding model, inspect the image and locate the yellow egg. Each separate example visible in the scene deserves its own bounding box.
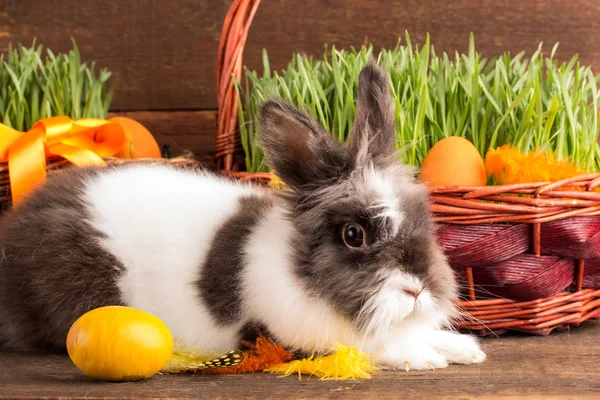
[419,136,487,187]
[66,306,173,381]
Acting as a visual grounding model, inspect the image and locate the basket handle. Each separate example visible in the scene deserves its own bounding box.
[215,0,261,171]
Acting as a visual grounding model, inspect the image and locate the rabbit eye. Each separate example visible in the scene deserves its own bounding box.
[342,223,366,248]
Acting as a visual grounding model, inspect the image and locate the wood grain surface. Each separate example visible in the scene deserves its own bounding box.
[1,322,599,399]
[0,0,228,111]
[242,0,600,78]
[2,0,599,111]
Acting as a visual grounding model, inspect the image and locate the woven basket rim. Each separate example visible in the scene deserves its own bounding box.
[221,170,600,224]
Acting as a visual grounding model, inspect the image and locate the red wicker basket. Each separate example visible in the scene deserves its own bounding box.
[214,0,600,336]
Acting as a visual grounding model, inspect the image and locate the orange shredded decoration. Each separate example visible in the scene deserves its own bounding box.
[485,145,583,185]
[199,334,294,375]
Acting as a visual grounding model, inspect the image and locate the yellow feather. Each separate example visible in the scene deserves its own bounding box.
[268,173,284,190]
[161,345,222,373]
[266,343,379,380]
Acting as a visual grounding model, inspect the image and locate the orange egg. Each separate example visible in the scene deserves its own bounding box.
[419,136,487,187]
[110,116,161,159]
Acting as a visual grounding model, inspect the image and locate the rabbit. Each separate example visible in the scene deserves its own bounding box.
[0,61,485,371]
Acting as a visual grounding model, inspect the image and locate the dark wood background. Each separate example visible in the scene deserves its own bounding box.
[2,0,599,168]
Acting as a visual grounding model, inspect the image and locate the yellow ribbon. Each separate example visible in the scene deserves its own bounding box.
[0,116,133,206]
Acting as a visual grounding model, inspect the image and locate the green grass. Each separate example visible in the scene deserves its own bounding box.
[0,39,114,132]
[235,32,600,174]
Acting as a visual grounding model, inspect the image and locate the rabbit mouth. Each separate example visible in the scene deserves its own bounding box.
[353,271,441,337]
[354,291,415,338]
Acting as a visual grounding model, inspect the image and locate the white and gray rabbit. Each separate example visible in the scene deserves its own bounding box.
[0,62,485,370]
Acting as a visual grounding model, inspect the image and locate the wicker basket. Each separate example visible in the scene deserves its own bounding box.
[214,0,600,336]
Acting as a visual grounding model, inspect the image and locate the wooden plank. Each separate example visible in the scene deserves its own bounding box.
[242,0,600,76]
[0,0,228,111]
[106,110,217,168]
[1,321,600,399]
[2,1,600,111]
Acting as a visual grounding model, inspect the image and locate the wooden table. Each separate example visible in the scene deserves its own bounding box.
[1,322,599,399]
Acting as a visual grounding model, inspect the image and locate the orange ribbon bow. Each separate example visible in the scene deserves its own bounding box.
[0,116,138,206]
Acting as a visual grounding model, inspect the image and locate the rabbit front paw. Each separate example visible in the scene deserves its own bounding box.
[430,330,487,365]
[378,344,448,371]
[376,329,486,370]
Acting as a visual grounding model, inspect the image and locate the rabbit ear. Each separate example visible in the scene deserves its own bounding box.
[258,98,347,189]
[348,61,396,164]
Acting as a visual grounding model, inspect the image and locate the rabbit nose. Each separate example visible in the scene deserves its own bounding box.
[403,289,421,299]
